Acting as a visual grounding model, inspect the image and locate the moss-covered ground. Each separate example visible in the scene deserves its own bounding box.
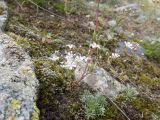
[6,0,160,120]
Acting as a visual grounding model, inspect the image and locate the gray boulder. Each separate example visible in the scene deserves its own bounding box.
[0,34,39,120]
[0,0,8,33]
[75,62,125,98]
[0,1,39,119]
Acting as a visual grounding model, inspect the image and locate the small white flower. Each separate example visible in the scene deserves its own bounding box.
[124,41,134,49]
[111,53,120,59]
[49,54,59,61]
[61,52,88,70]
[50,15,55,17]
[90,42,101,49]
[131,32,134,36]
[66,44,76,49]
[86,15,90,18]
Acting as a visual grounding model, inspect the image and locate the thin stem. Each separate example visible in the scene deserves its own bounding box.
[96,0,100,32]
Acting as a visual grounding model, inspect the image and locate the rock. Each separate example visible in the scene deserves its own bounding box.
[0,1,39,119]
[75,62,125,98]
[0,34,39,119]
[136,14,148,23]
[115,41,144,57]
[0,0,8,33]
[108,20,117,27]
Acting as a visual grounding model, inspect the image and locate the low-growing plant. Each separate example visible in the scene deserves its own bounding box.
[81,90,107,119]
[124,84,138,99]
[141,41,160,62]
[64,0,87,15]
[53,2,65,13]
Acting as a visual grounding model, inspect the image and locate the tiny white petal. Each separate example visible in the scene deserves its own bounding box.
[110,53,120,59]
[66,44,76,49]
[90,42,101,49]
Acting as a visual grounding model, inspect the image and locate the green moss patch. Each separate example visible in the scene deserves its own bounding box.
[34,59,87,119]
[141,41,160,63]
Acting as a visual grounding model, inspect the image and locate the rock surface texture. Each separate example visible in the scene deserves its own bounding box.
[75,62,125,98]
[0,1,39,120]
[0,0,7,33]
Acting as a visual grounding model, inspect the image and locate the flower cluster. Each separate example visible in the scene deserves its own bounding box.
[66,44,76,49]
[110,53,120,59]
[124,41,140,50]
[61,51,88,70]
[90,42,101,49]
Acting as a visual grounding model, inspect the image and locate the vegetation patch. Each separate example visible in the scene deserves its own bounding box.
[81,90,107,119]
[34,59,87,119]
[5,0,160,120]
[141,41,160,63]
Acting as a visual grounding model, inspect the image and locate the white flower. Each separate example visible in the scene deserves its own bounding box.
[90,42,101,49]
[157,17,160,21]
[48,53,59,61]
[108,20,117,27]
[124,8,128,12]
[86,15,90,18]
[111,53,120,59]
[124,41,142,51]
[131,32,134,37]
[66,44,75,49]
[61,52,88,70]
[124,41,134,49]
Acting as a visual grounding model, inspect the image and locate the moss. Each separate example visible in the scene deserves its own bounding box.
[102,95,160,120]
[109,56,160,91]
[53,3,65,13]
[6,0,160,119]
[31,103,40,120]
[8,32,58,58]
[143,61,160,77]
[11,99,21,110]
[68,102,83,118]
[65,0,87,15]
[131,97,160,120]
[8,32,31,49]
[105,104,122,119]
[8,116,16,120]
[141,41,160,63]
[139,73,160,90]
[34,59,86,119]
